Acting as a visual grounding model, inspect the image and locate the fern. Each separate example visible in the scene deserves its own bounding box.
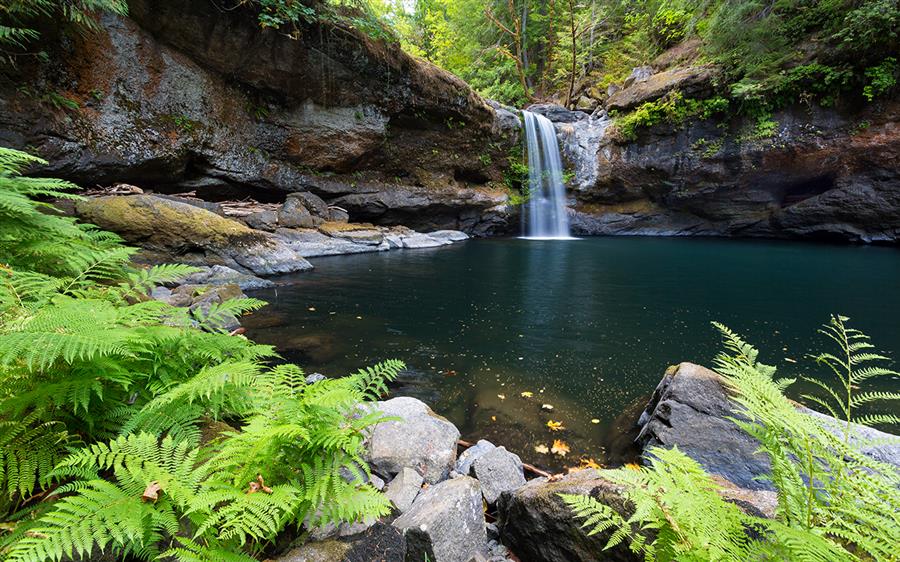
[563,318,900,561]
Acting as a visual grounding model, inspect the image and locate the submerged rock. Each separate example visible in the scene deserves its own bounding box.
[178,265,274,290]
[364,397,460,484]
[393,476,486,562]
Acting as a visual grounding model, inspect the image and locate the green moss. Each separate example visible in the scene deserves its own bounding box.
[613,92,730,141]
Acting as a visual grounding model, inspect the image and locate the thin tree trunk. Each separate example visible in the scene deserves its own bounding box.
[566,0,577,107]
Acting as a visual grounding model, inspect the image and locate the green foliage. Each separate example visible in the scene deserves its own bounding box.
[613,92,729,141]
[0,146,406,560]
[650,2,690,49]
[863,57,898,101]
[563,317,900,561]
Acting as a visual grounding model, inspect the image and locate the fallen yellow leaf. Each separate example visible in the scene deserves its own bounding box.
[534,444,550,454]
[625,462,642,471]
[590,418,600,424]
[546,420,564,431]
[497,394,506,400]
[521,391,533,398]
[580,457,602,470]
[551,439,570,457]
[541,403,554,410]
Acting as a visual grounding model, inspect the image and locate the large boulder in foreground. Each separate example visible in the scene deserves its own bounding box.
[496,469,638,562]
[636,362,900,490]
[393,476,486,562]
[76,195,312,276]
[364,397,460,484]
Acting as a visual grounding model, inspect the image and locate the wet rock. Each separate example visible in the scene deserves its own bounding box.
[427,230,469,243]
[393,476,486,562]
[456,439,496,475]
[400,233,446,249]
[607,65,717,111]
[384,467,424,513]
[527,103,587,123]
[276,522,405,562]
[76,195,312,276]
[364,397,460,484]
[179,265,274,290]
[497,469,638,562]
[636,363,900,491]
[288,191,330,219]
[472,446,526,504]
[305,373,326,384]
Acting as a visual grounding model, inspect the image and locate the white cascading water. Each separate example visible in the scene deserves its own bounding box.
[521,110,573,239]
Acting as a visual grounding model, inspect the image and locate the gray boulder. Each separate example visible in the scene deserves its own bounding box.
[384,467,424,513]
[327,207,350,223]
[364,397,460,484]
[279,196,322,229]
[400,233,445,249]
[496,469,638,562]
[393,476,486,562]
[472,446,526,504]
[244,210,279,232]
[275,228,389,257]
[527,103,587,123]
[636,362,900,491]
[456,439,496,475]
[288,191,331,219]
[623,65,653,88]
[607,66,717,111]
[276,522,405,562]
[427,230,469,243]
[179,265,275,290]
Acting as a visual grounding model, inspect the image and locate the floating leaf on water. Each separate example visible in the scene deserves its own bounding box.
[546,420,564,431]
[541,404,554,411]
[521,391,533,398]
[497,394,506,400]
[491,415,497,421]
[591,418,600,424]
[551,439,570,457]
[308,307,316,312]
[534,444,550,454]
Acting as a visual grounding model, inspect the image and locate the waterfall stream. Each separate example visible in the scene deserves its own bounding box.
[521,110,573,239]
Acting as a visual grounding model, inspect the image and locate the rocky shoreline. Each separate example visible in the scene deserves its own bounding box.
[262,363,899,562]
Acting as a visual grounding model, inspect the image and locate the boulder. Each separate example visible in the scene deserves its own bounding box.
[456,439,497,475]
[527,103,587,123]
[427,230,469,243]
[327,207,350,223]
[623,66,653,88]
[276,522,405,562]
[76,195,312,276]
[636,363,900,491]
[607,66,717,111]
[178,265,274,290]
[393,476,487,562]
[244,210,279,232]
[275,228,389,257]
[496,469,637,562]
[364,397,460,484]
[384,467,424,513]
[400,233,446,249]
[472,446,526,504]
[288,191,330,219]
[279,196,322,229]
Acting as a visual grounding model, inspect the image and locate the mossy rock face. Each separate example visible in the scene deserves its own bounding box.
[76,195,312,276]
[76,195,267,252]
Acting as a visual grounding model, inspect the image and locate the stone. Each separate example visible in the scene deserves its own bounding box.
[364,397,460,484]
[305,373,327,384]
[150,286,172,301]
[636,363,900,491]
[496,469,638,562]
[287,191,330,219]
[400,233,445,249]
[276,522,405,562]
[75,195,312,276]
[244,210,279,232]
[456,439,496,475]
[527,103,587,123]
[471,446,526,504]
[275,228,389,257]
[188,283,246,332]
[179,265,275,290]
[623,65,653,88]
[427,230,469,243]
[327,207,350,223]
[279,196,322,229]
[393,476,486,562]
[607,65,718,111]
[384,467,424,513]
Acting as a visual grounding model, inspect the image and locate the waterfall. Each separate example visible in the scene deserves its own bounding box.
[521,110,573,239]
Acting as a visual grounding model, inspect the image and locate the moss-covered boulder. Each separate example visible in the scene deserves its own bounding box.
[76,194,312,275]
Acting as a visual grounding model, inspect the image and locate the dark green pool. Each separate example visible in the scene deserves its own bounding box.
[245,237,900,471]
